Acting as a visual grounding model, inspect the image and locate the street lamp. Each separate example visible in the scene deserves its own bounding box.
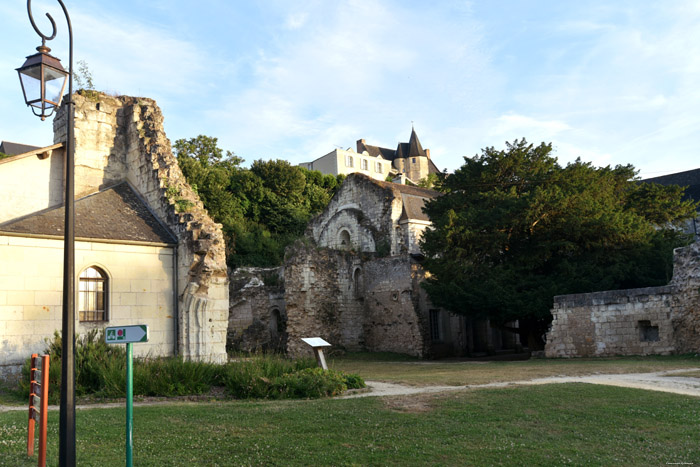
[17,1,76,465]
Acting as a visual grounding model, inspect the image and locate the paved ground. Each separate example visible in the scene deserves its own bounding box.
[2,368,699,412]
[342,368,700,399]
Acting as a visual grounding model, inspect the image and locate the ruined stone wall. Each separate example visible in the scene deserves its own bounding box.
[283,241,430,358]
[362,257,427,356]
[228,267,286,352]
[309,174,398,253]
[54,92,229,363]
[545,242,700,357]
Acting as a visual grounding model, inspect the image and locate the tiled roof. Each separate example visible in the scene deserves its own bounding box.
[0,182,177,244]
[0,141,41,156]
[643,168,700,204]
[399,193,431,222]
[361,143,397,160]
[370,177,440,199]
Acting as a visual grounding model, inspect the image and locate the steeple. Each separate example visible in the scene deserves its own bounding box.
[408,126,426,158]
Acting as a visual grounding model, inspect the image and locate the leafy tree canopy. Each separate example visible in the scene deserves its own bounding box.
[174,136,342,268]
[421,139,697,348]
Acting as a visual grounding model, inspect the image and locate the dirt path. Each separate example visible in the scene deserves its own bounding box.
[342,368,700,399]
[2,368,699,412]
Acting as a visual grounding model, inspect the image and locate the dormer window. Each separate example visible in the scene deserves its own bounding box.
[375,162,383,173]
[361,159,368,170]
[345,155,354,167]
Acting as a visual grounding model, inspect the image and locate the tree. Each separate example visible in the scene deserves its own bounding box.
[421,139,697,349]
[174,136,343,268]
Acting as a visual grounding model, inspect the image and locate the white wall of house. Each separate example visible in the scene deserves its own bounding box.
[0,234,175,377]
[0,152,64,223]
[301,149,392,181]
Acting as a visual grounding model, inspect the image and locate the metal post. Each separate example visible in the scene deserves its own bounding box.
[58,1,76,461]
[23,2,75,464]
[126,343,133,467]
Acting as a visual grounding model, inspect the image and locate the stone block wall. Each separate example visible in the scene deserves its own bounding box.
[362,257,427,356]
[546,287,678,357]
[545,242,700,357]
[283,241,429,358]
[228,267,286,352]
[309,174,397,253]
[53,92,229,364]
[0,236,175,378]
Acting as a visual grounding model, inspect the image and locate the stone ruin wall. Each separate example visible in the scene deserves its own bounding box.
[228,267,286,353]
[283,241,428,358]
[309,174,400,253]
[54,92,229,363]
[546,242,700,357]
[361,257,427,356]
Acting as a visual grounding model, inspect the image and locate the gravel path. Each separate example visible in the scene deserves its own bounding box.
[342,368,700,399]
[2,368,699,412]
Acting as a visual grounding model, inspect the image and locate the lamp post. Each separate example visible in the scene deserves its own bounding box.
[16,1,75,465]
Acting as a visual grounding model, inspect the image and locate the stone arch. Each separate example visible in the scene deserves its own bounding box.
[338,229,352,250]
[353,267,364,298]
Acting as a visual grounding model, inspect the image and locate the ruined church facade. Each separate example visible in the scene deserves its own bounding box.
[228,174,520,358]
[0,92,228,377]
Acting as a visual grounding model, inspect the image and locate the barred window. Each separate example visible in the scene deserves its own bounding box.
[79,267,107,322]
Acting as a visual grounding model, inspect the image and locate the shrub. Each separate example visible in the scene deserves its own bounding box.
[17,336,365,401]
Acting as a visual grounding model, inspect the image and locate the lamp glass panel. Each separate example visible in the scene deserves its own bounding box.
[43,66,68,105]
[19,65,42,104]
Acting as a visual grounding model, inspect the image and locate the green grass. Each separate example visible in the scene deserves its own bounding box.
[1,384,698,466]
[330,353,700,386]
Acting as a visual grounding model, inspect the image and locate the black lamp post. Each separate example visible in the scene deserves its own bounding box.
[17,1,76,465]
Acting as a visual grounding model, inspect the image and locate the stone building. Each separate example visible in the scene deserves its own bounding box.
[300,128,441,183]
[279,173,519,358]
[0,92,228,378]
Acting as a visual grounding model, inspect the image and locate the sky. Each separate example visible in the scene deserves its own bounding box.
[1,0,698,178]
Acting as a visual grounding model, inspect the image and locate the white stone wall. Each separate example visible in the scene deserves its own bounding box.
[0,153,64,223]
[0,234,175,376]
[54,93,230,365]
[303,149,392,181]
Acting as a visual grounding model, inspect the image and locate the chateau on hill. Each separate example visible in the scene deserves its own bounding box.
[300,128,441,183]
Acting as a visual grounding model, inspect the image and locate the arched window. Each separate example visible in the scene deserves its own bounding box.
[338,229,351,250]
[353,268,363,298]
[270,308,281,335]
[79,266,107,322]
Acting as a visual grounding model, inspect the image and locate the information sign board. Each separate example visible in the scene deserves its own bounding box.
[105,325,149,344]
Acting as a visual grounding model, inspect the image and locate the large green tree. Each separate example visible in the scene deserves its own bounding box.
[174,136,343,268]
[421,139,697,348]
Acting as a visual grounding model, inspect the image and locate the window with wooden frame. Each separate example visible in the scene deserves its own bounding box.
[79,266,107,322]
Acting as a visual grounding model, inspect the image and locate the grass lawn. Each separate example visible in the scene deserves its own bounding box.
[329,353,700,386]
[1,383,698,466]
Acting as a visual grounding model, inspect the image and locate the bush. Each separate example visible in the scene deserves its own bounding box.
[19,330,125,404]
[17,335,365,401]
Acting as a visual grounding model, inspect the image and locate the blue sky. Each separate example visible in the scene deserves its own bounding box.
[1,0,698,178]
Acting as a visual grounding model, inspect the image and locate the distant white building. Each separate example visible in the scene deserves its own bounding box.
[300,128,441,183]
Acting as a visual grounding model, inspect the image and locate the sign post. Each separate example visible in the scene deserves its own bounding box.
[105,325,149,467]
[27,353,49,467]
